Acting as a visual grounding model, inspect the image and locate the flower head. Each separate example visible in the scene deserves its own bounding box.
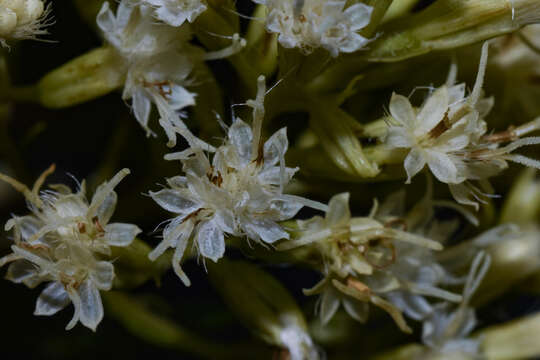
[0,166,140,331]
[386,42,540,209]
[97,0,245,149]
[0,0,53,48]
[255,0,373,57]
[280,192,460,332]
[148,76,327,285]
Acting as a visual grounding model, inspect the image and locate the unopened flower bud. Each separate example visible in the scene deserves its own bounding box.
[208,259,320,360]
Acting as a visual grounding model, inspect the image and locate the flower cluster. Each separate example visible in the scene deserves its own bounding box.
[385,42,540,208]
[3,1,540,358]
[0,166,140,330]
[97,0,244,148]
[149,76,326,285]
[254,0,373,57]
[279,191,466,333]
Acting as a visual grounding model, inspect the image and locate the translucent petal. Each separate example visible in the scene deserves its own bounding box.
[213,209,235,234]
[132,89,152,131]
[320,288,341,324]
[91,261,115,290]
[263,127,288,168]
[167,84,196,110]
[416,86,449,135]
[104,223,141,247]
[13,215,44,243]
[448,83,466,104]
[243,219,289,244]
[197,220,225,262]
[448,183,478,210]
[258,166,297,186]
[34,281,70,316]
[96,2,115,33]
[150,189,200,214]
[386,127,412,148]
[425,149,460,184]
[5,260,42,287]
[343,298,369,322]
[96,191,117,225]
[404,148,426,184]
[344,3,373,31]
[66,288,81,330]
[228,119,253,164]
[326,193,351,227]
[172,221,194,286]
[78,280,104,332]
[389,93,416,127]
[270,199,303,221]
[166,175,187,188]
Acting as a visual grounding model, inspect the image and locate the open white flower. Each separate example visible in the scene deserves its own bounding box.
[143,0,207,26]
[0,0,52,47]
[254,0,373,57]
[97,0,245,148]
[148,76,327,285]
[386,42,540,208]
[0,166,140,331]
[97,1,205,148]
[280,192,458,333]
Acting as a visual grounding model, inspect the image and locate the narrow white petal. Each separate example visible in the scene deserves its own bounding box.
[78,280,104,332]
[244,219,289,244]
[150,189,200,214]
[425,150,460,184]
[416,87,449,134]
[91,261,115,290]
[326,193,351,226]
[320,288,340,324]
[104,223,141,247]
[228,119,253,164]
[404,148,426,184]
[197,220,225,262]
[34,282,71,316]
[389,93,416,127]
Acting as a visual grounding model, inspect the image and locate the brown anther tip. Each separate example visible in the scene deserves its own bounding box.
[346,277,371,294]
[427,112,450,139]
[384,218,408,231]
[482,126,518,143]
[92,216,105,233]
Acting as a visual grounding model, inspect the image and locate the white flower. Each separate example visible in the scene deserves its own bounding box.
[0,167,141,331]
[280,192,453,332]
[148,76,327,285]
[97,1,208,148]
[97,0,245,148]
[143,0,207,26]
[0,0,52,47]
[255,0,373,57]
[386,42,540,209]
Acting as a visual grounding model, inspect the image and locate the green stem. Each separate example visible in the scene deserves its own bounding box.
[104,291,269,360]
[2,85,38,103]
